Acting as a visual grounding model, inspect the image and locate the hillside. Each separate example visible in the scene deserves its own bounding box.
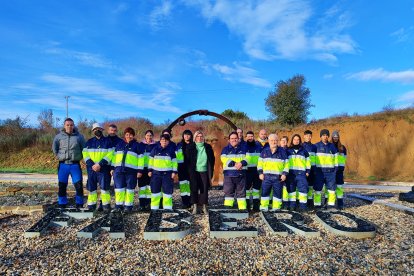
[277,112,414,182]
[1,109,413,182]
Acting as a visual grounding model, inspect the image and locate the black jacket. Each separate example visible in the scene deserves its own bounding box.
[184,142,215,187]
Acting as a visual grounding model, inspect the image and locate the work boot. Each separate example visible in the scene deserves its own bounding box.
[298,203,307,213]
[288,202,297,212]
[58,204,67,209]
[192,204,198,215]
[252,199,260,212]
[97,200,103,212]
[76,203,84,209]
[202,204,208,214]
[124,206,133,213]
[307,200,314,209]
[246,200,252,211]
[337,199,344,210]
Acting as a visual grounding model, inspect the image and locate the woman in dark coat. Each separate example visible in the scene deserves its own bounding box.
[184,130,215,214]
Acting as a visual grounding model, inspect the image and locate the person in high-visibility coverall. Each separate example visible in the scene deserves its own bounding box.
[138,130,157,211]
[245,130,262,211]
[257,129,269,150]
[175,130,193,209]
[107,124,123,148]
[148,134,178,210]
[112,127,144,212]
[82,123,113,211]
[221,131,248,210]
[52,118,86,208]
[279,136,289,208]
[331,130,347,209]
[258,134,290,211]
[286,134,311,211]
[314,129,339,209]
[302,130,317,208]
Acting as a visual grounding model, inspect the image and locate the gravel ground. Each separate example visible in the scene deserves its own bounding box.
[0,194,53,206]
[0,189,413,275]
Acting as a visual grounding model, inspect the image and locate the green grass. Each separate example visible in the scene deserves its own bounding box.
[0,167,57,174]
[367,175,377,181]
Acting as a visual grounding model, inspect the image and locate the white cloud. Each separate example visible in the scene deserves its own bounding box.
[390,26,414,43]
[183,0,357,62]
[45,48,113,68]
[211,62,271,88]
[40,74,181,114]
[398,91,414,102]
[149,1,173,31]
[113,3,129,14]
[3,75,182,120]
[346,68,414,84]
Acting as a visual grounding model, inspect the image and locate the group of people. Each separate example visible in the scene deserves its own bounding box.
[223,128,347,212]
[52,118,215,214]
[52,117,347,214]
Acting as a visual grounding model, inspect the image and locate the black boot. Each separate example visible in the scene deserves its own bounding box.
[246,199,252,211]
[139,198,147,211]
[337,198,344,210]
[253,199,260,212]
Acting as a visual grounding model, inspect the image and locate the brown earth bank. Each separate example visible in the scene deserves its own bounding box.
[277,118,414,182]
[1,111,413,182]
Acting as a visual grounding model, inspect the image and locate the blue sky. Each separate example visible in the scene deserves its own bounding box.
[1,0,414,126]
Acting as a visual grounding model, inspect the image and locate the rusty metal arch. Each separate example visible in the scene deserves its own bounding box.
[167,110,238,131]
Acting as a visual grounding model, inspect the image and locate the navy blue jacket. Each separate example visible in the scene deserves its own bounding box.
[221,144,248,177]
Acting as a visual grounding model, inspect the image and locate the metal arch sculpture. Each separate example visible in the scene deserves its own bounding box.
[167,110,238,131]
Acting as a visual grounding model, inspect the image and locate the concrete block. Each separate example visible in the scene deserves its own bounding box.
[144,228,191,240]
[109,232,126,239]
[210,230,258,239]
[24,231,43,238]
[77,229,101,238]
[63,209,94,219]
